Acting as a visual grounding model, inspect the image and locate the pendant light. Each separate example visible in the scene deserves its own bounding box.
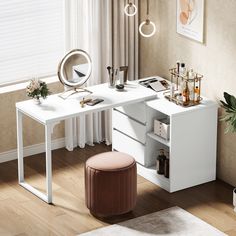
[124,1,137,17]
[139,0,156,38]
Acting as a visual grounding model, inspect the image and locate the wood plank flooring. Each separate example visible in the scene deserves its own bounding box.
[0,143,235,235]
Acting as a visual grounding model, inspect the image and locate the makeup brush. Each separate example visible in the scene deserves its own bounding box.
[107,66,111,75]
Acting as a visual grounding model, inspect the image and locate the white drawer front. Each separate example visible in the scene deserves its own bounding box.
[115,102,146,124]
[113,110,146,144]
[112,130,145,166]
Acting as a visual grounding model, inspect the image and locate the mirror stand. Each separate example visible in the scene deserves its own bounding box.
[59,87,93,100]
[57,49,92,99]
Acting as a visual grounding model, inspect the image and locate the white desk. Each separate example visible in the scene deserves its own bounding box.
[16,81,157,203]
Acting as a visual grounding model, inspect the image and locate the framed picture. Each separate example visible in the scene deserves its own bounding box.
[176,0,204,43]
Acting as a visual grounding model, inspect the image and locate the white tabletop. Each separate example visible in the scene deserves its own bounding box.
[146,97,218,117]
[16,81,157,124]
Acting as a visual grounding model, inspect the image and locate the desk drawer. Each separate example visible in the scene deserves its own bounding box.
[113,109,146,144]
[112,129,145,166]
[114,102,146,124]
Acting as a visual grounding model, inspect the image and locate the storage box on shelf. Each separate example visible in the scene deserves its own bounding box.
[154,117,170,140]
[112,90,218,193]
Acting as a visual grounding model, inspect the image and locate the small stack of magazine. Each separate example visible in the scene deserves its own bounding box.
[139,76,170,92]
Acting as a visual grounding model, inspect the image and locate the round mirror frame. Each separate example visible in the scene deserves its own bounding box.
[57,49,92,88]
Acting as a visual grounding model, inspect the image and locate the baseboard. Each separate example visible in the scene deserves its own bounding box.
[0,138,66,163]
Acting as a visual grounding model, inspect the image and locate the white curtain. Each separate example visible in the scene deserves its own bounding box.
[113,0,139,80]
[65,0,139,150]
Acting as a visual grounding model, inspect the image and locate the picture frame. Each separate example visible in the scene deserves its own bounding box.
[176,0,205,43]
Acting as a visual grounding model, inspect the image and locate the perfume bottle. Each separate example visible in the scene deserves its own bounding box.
[182,81,190,106]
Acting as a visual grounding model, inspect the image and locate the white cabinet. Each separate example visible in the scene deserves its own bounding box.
[112,97,218,193]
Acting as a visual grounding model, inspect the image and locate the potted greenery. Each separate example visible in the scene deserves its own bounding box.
[26,78,51,104]
[220,92,236,212]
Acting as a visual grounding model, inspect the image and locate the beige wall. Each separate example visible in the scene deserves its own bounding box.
[0,82,64,153]
[139,0,236,186]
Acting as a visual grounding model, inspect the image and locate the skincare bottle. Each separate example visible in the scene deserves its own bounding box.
[170,83,175,99]
[176,61,180,74]
[176,93,182,104]
[182,81,190,106]
[180,63,186,76]
[179,63,186,94]
[188,69,195,101]
[194,86,200,103]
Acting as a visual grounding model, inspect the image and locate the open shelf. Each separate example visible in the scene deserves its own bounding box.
[137,164,170,192]
[147,132,170,147]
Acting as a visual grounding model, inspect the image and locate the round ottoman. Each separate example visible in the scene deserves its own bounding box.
[85,151,137,217]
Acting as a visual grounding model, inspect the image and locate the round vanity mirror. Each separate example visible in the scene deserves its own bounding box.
[58,49,92,88]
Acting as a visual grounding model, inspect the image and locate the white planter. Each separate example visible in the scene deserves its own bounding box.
[233,188,236,212]
[33,97,41,105]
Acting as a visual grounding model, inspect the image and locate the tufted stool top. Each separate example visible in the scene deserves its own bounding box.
[86,151,135,171]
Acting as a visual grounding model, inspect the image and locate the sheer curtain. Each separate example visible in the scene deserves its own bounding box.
[112,0,139,80]
[65,0,139,150]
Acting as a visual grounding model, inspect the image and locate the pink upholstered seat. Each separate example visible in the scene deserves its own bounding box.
[85,151,137,217]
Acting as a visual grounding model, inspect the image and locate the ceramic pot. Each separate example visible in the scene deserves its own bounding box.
[34,97,41,105]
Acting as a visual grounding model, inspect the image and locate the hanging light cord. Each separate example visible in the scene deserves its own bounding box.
[146,0,150,24]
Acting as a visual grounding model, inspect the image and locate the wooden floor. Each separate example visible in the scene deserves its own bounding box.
[0,143,236,236]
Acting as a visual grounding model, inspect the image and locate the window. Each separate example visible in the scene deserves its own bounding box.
[0,0,65,85]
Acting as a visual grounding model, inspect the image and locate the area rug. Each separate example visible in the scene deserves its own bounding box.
[80,206,226,236]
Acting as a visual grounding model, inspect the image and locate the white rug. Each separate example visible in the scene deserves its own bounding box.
[80,207,227,236]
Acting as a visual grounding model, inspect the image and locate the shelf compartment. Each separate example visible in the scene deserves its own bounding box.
[137,164,170,192]
[147,132,170,147]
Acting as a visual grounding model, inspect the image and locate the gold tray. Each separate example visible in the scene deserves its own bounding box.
[164,93,202,108]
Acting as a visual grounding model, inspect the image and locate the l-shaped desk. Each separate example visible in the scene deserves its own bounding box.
[16,81,157,203]
[16,80,218,203]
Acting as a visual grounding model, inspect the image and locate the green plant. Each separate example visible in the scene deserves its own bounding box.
[26,78,51,99]
[220,92,236,133]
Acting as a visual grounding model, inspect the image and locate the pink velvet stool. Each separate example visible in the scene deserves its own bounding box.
[85,151,137,217]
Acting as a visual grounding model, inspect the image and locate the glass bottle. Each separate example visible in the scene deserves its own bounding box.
[157,149,166,175]
[179,63,186,76]
[164,151,169,178]
[178,63,185,94]
[188,69,195,101]
[194,86,200,103]
[182,81,190,106]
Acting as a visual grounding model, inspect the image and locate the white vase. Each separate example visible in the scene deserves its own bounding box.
[34,97,41,105]
[233,188,236,212]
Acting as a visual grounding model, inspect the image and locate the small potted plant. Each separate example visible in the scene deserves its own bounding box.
[220,92,236,212]
[26,78,50,104]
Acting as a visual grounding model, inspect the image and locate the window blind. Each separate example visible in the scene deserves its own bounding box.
[0,0,65,85]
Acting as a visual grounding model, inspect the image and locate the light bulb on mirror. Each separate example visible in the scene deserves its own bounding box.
[124,2,137,17]
[139,19,156,38]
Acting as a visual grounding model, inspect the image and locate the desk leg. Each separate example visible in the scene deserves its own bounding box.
[45,124,52,203]
[17,112,53,204]
[17,109,24,183]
